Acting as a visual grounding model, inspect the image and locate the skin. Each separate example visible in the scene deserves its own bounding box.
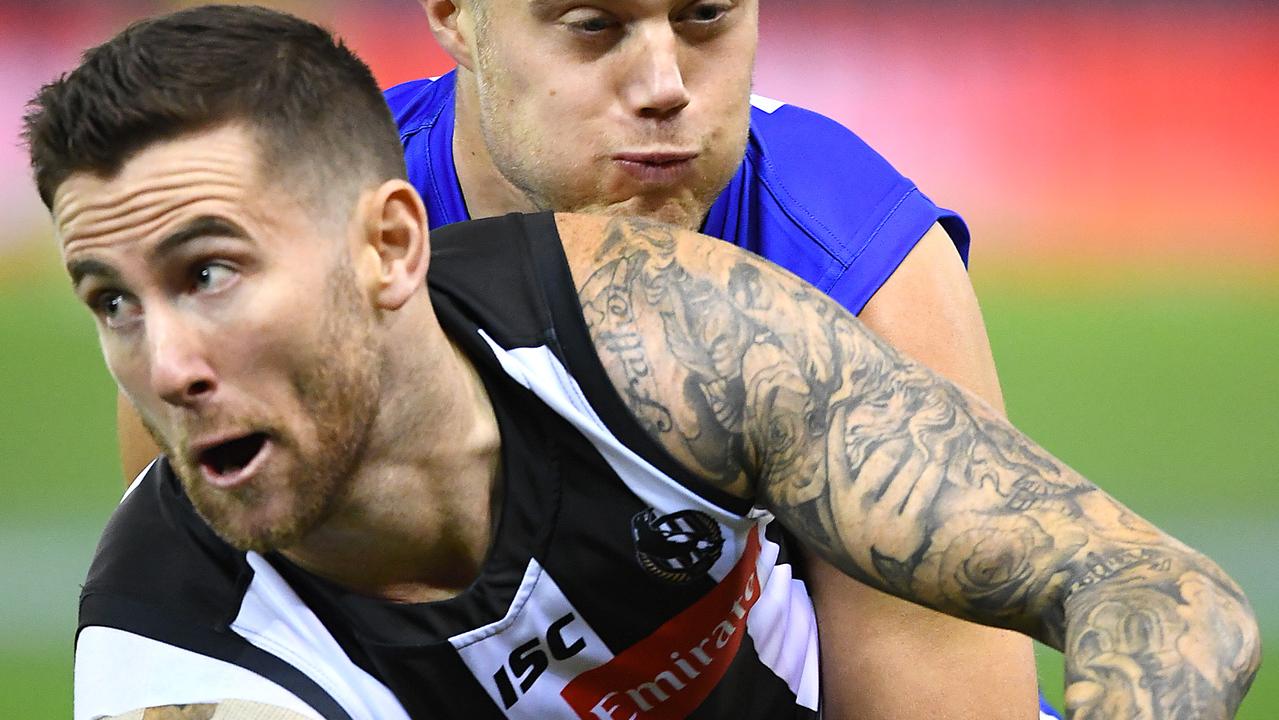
[69,127,1258,719]
[111,0,1029,714]
[565,214,1260,720]
[104,701,313,719]
[67,126,502,601]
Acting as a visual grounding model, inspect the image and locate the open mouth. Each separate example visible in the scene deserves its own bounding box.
[198,432,269,485]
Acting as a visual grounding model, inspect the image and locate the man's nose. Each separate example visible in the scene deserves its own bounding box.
[624,24,692,120]
[146,309,217,408]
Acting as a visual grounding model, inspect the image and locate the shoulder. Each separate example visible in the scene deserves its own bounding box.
[93,700,316,719]
[382,71,456,139]
[743,94,964,251]
[81,460,246,619]
[746,94,897,179]
[74,465,336,719]
[555,213,858,498]
[714,95,969,312]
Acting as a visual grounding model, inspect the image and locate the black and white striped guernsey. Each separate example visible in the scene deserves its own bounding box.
[74,213,821,720]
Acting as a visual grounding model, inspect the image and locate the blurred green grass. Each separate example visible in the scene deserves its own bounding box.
[0,249,1274,716]
[979,263,1279,718]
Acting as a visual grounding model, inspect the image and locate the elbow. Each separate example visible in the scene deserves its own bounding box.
[1062,547,1261,715]
[1185,552,1262,702]
[1233,594,1263,702]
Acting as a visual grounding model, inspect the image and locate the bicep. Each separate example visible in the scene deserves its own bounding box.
[857,222,1004,412]
[808,222,1039,718]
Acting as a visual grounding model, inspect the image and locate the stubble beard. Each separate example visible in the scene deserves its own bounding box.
[149,263,383,554]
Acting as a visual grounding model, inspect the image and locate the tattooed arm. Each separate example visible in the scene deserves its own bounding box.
[561,214,1261,720]
[104,701,313,719]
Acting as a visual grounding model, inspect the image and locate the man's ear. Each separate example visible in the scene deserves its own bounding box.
[356,179,430,311]
[419,0,478,71]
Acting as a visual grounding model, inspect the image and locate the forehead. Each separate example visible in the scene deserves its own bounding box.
[54,125,266,253]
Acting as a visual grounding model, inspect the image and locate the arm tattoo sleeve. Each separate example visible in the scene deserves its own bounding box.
[573,216,1261,719]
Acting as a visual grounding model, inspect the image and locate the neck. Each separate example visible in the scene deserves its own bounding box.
[451,68,539,219]
[282,297,502,603]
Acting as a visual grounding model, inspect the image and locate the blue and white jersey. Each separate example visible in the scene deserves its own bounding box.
[384,71,969,316]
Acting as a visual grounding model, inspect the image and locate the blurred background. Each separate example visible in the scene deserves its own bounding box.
[1,0,1275,716]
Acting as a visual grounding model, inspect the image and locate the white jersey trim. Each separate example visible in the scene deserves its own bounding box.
[231,553,411,720]
[74,626,323,720]
[747,524,820,710]
[478,333,747,528]
[750,94,786,114]
[479,333,821,710]
[119,458,157,503]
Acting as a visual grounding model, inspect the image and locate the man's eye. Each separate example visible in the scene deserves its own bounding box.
[92,292,141,329]
[562,9,618,34]
[192,263,236,293]
[680,3,729,23]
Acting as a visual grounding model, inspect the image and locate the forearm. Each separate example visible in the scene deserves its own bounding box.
[567,215,1259,717]
[818,222,1038,718]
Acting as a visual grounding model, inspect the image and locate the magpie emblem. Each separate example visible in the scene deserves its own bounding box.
[631,508,724,584]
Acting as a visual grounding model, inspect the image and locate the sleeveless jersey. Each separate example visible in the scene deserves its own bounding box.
[386,75,1065,720]
[75,214,821,720]
[384,71,970,315]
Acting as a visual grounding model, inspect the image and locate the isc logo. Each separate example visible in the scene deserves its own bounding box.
[492,612,586,709]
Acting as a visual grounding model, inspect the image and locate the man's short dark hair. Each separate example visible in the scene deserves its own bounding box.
[24,4,407,211]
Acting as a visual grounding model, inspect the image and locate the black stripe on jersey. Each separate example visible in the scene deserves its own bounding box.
[79,591,352,720]
[517,212,755,517]
[688,631,817,720]
[538,421,727,651]
[83,461,253,628]
[428,213,559,354]
[79,465,353,718]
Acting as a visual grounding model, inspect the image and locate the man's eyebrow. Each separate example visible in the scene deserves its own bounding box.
[67,258,119,289]
[151,216,250,259]
[66,217,249,289]
[528,0,570,17]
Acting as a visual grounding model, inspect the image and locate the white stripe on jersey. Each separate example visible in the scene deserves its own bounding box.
[748,522,821,710]
[477,333,820,711]
[120,458,157,503]
[750,94,786,114]
[450,558,614,718]
[75,626,323,720]
[232,553,411,720]
[478,332,747,529]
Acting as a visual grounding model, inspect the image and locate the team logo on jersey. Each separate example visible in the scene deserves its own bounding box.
[631,508,724,584]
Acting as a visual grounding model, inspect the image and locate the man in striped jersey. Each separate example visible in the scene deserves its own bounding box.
[116,1,1049,716]
[29,7,1258,720]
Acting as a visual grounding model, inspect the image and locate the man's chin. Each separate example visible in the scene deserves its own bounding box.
[602,197,705,230]
[187,488,319,554]
[208,513,314,554]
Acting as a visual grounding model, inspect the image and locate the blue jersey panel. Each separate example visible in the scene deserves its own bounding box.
[385,75,969,315]
[385,74,470,229]
[704,99,969,314]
